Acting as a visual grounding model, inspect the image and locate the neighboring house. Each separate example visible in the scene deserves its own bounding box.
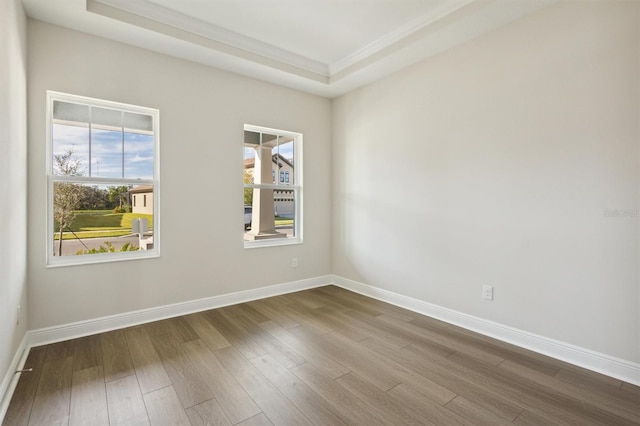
[244,153,295,218]
[129,185,154,215]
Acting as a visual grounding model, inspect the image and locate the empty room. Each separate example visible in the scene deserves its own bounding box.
[1,0,639,424]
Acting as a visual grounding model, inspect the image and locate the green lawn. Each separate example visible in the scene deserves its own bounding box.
[54,210,153,240]
[275,216,294,226]
[56,210,289,240]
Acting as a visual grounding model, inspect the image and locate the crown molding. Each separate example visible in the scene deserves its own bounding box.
[329,0,472,75]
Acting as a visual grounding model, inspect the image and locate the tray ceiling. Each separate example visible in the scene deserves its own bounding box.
[22,0,555,97]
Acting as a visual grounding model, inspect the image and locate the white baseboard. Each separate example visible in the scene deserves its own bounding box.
[28,275,332,348]
[331,274,640,386]
[0,334,29,423]
[1,275,332,423]
[1,275,331,423]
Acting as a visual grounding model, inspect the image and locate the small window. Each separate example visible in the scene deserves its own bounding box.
[243,124,302,247]
[47,91,159,266]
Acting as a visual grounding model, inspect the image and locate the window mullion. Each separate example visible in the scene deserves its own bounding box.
[52,175,153,185]
[88,107,92,177]
[244,183,299,190]
[121,111,125,179]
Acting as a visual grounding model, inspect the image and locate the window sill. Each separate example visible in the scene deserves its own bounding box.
[244,237,302,249]
[46,249,159,268]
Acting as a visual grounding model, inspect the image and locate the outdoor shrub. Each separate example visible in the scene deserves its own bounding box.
[76,241,139,255]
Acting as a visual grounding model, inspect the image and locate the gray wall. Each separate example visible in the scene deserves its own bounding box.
[27,20,332,329]
[0,0,28,390]
[332,1,640,363]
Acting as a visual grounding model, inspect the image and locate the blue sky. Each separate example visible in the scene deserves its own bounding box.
[52,124,154,180]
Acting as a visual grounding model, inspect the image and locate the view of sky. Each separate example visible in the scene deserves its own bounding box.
[52,124,154,180]
[244,140,294,162]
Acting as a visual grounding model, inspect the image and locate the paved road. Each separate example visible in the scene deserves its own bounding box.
[53,235,140,256]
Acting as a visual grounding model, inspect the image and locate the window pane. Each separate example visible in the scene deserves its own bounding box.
[125,132,154,179]
[91,106,122,131]
[52,124,89,176]
[243,188,296,241]
[53,100,89,124]
[244,130,260,146]
[52,183,154,257]
[244,141,256,184]
[124,111,153,133]
[91,128,123,178]
[53,106,155,179]
[243,203,252,231]
[275,139,294,185]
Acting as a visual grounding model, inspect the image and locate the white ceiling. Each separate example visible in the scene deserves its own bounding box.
[21,0,555,98]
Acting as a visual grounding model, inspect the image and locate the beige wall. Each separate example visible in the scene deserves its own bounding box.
[0,0,28,395]
[332,1,639,363]
[27,20,332,329]
[132,192,154,215]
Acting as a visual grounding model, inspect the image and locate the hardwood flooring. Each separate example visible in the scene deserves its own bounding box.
[3,285,639,425]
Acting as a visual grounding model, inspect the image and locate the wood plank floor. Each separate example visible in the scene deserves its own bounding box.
[4,285,640,425]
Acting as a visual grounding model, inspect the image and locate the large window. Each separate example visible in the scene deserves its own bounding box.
[47,92,159,266]
[243,125,302,247]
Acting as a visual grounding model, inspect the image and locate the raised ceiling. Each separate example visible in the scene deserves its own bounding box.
[21,0,554,97]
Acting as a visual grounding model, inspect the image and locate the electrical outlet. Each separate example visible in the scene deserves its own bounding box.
[16,305,20,325]
[291,257,298,268]
[482,285,494,301]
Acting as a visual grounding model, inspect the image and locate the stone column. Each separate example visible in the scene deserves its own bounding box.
[246,145,285,240]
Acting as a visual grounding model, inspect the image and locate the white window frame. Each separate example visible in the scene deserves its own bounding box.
[46,91,160,267]
[244,124,303,248]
